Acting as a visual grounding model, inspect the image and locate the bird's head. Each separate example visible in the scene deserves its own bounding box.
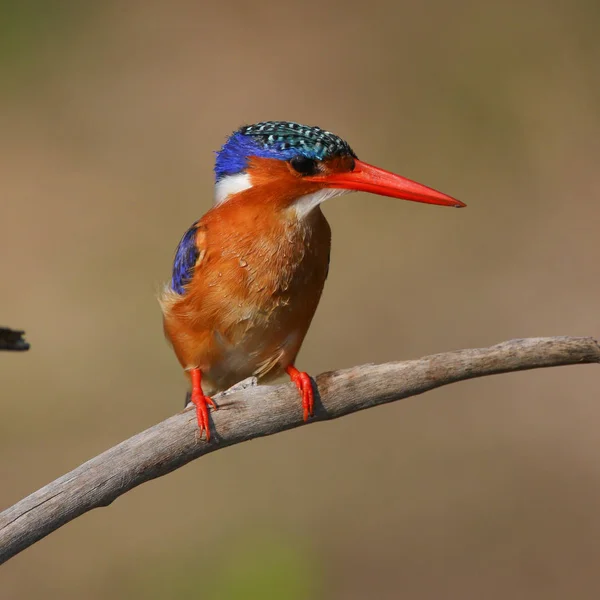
[214,121,465,215]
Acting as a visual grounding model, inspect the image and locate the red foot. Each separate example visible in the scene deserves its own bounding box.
[286,365,314,422]
[190,368,217,441]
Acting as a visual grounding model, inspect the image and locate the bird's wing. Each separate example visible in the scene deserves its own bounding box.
[170,222,208,294]
[159,222,208,315]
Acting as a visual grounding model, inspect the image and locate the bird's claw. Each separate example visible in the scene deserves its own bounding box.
[190,389,216,441]
[286,366,314,421]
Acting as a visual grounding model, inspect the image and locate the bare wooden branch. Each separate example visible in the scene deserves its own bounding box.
[1,336,598,564]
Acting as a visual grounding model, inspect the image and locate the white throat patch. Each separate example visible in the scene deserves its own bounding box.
[293,187,351,219]
[214,173,253,205]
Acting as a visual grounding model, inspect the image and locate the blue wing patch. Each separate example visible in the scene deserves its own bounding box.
[171,224,199,294]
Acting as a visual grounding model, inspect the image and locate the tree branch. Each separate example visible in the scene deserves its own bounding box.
[1,336,598,564]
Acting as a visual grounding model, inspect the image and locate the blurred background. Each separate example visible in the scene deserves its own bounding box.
[1,0,599,598]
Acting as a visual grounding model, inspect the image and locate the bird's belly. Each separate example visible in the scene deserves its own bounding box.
[206,322,301,392]
[167,207,332,394]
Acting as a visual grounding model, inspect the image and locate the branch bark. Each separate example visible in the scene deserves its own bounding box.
[1,336,598,564]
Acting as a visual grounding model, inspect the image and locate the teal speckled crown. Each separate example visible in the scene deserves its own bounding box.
[241,121,356,159]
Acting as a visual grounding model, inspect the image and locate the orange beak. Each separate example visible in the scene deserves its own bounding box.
[307,159,465,208]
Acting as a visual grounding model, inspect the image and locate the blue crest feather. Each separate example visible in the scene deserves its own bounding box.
[171,225,199,294]
[214,121,356,181]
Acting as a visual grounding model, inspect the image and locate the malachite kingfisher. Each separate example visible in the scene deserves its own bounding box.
[161,121,465,440]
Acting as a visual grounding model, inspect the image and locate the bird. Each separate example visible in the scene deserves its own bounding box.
[161,121,465,440]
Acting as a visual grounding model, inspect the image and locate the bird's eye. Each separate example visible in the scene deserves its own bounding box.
[289,156,319,176]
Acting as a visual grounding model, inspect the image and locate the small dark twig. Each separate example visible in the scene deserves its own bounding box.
[0,327,30,351]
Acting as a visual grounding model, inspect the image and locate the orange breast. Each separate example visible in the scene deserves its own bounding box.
[162,198,331,393]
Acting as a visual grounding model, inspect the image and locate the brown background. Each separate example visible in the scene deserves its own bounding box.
[2,1,599,598]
